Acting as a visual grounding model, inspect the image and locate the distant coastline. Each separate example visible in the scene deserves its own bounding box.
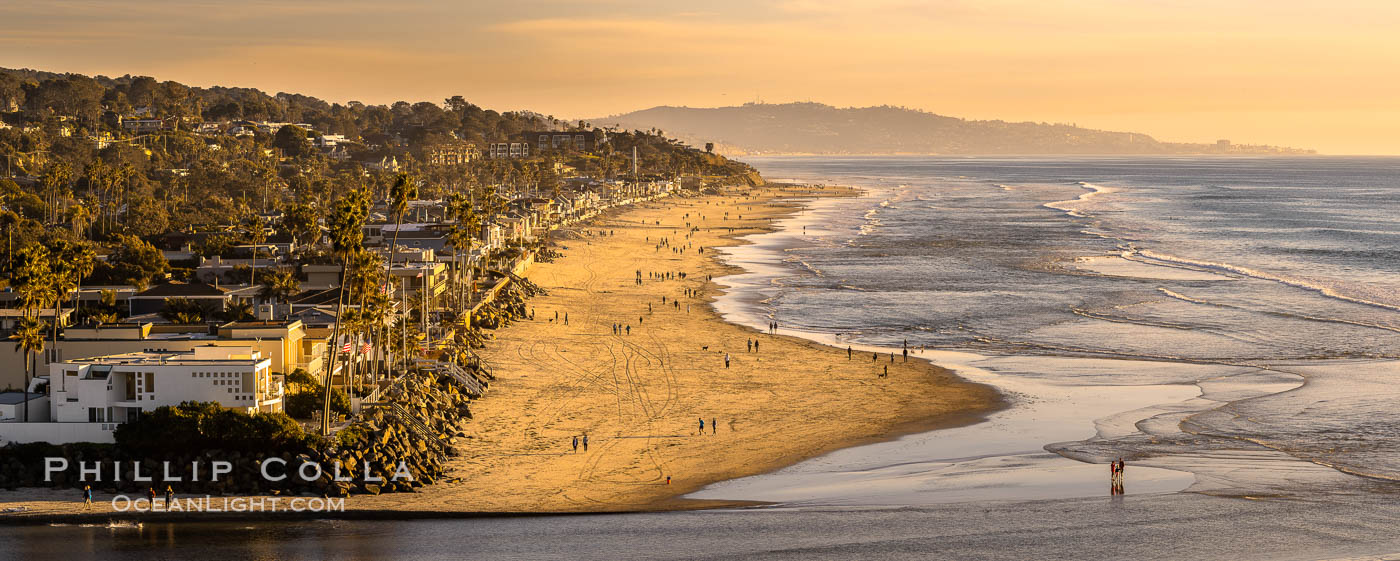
[592,102,1315,157]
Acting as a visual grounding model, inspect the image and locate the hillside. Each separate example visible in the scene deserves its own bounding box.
[591,102,1313,156]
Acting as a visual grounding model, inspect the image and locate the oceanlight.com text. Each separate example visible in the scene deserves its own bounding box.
[111,495,346,513]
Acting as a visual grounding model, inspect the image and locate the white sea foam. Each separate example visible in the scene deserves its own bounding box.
[1043,181,1117,218]
[1134,249,1400,313]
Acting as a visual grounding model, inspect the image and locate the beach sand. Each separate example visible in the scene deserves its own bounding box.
[388,183,1000,512]
[0,184,999,519]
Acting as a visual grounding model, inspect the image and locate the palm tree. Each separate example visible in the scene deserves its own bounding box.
[446,193,478,309]
[320,188,369,435]
[10,317,47,421]
[362,290,392,383]
[247,214,267,288]
[42,161,72,225]
[159,298,207,324]
[12,244,55,318]
[259,269,301,320]
[69,204,91,239]
[221,300,256,322]
[382,173,417,378]
[384,172,417,280]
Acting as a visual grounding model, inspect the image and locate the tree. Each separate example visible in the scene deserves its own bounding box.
[247,214,267,288]
[40,161,71,224]
[385,172,417,269]
[45,238,90,363]
[10,317,46,421]
[273,125,313,158]
[107,234,168,289]
[446,193,478,310]
[383,172,417,369]
[259,269,301,320]
[159,297,208,324]
[282,201,320,250]
[69,203,91,238]
[220,300,255,322]
[320,188,369,435]
[11,244,55,316]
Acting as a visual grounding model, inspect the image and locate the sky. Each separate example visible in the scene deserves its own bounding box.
[2,0,1398,154]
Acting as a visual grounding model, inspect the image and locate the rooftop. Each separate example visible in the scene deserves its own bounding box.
[0,392,45,405]
[132,282,229,298]
[64,346,266,367]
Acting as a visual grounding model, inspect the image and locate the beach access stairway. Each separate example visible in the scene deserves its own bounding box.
[413,359,487,398]
[362,401,446,454]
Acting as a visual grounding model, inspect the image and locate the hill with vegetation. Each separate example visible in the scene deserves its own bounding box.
[0,66,754,289]
[593,102,1313,156]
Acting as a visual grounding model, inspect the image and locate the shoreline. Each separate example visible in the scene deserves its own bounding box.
[0,183,1002,524]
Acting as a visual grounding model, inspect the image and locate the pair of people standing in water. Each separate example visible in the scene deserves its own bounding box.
[1110,458,1126,495]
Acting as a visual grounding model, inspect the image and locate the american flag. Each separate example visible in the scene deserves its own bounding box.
[360,342,372,355]
[340,341,352,353]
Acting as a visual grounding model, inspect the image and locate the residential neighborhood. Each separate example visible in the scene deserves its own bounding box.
[0,66,757,447]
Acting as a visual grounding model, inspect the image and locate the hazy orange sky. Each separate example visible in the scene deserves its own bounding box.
[3,1,1398,154]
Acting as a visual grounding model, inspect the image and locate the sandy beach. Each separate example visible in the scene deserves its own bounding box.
[0,183,999,520]
[395,183,1000,512]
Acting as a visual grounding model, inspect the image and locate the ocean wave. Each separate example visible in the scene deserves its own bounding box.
[1134,249,1400,313]
[1043,181,1117,218]
[1157,288,1218,307]
[1158,288,1400,335]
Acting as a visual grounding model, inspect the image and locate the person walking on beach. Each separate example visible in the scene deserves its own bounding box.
[572,436,579,453]
[848,346,853,360]
[82,485,92,510]
[165,485,174,506]
[147,487,156,504]
[712,417,717,434]
[565,313,569,326]
[699,418,705,433]
[724,353,731,368]
[747,339,752,352]
[903,347,908,362]
[883,365,888,378]
[626,325,631,335]
[583,435,589,452]
[873,352,879,363]
[754,340,759,353]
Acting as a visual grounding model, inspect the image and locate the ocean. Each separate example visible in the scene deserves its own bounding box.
[6,156,1399,560]
[700,155,1400,503]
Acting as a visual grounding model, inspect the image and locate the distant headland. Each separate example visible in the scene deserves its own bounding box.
[592,102,1315,156]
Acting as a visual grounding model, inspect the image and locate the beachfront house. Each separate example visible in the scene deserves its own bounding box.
[0,345,284,445]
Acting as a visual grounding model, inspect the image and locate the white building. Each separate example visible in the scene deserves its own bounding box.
[0,346,284,445]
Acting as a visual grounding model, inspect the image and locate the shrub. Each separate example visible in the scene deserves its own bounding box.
[284,388,350,419]
[113,401,311,455]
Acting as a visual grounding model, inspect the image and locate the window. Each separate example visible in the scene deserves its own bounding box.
[144,372,154,393]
